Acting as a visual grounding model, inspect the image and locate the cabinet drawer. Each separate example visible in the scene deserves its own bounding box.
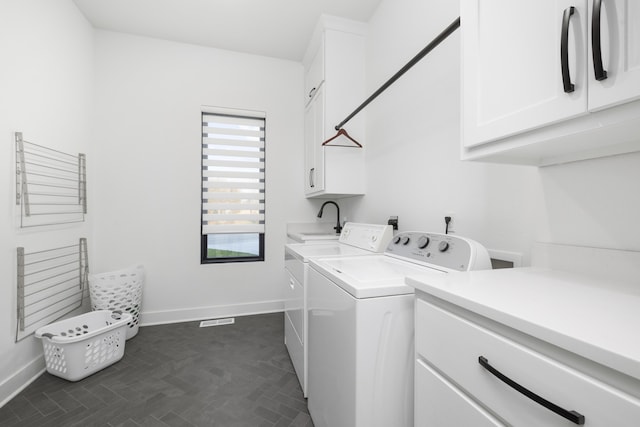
[285,312,305,391]
[284,272,304,343]
[416,299,640,426]
[284,256,304,285]
[415,358,504,427]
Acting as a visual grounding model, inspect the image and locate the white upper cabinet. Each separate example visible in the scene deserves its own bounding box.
[588,0,640,110]
[462,0,589,148]
[303,16,366,198]
[304,84,325,193]
[304,44,324,106]
[461,0,640,166]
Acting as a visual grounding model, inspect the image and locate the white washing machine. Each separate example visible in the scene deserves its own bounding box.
[307,231,491,427]
[283,222,393,396]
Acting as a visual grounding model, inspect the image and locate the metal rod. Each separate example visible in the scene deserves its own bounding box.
[27,171,79,182]
[19,219,85,229]
[24,161,77,175]
[24,243,78,256]
[28,182,78,190]
[23,263,77,280]
[26,211,84,216]
[24,276,80,297]
[24,297,83,327]
[22,150,78,167]
[25,282,81,308]
[24,251,78,267]
[26,192,78,198]
[28,202,82,206]
[22,139,79,159]
[334,17,461,131]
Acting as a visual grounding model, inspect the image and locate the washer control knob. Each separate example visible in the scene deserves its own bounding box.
[438,241,449,252]
[401,236,411,245]
[393,236,402,244]
[418,236,430,249]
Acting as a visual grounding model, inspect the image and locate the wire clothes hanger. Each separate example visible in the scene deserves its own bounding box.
[320,17,461,149]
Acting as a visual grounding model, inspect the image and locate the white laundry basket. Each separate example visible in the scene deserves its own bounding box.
[35,310,131,381]
[89,265,144,340]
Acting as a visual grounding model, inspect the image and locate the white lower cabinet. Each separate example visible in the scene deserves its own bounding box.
[415,358,504,427]
[415,298,640,426]
[284,270,305,393]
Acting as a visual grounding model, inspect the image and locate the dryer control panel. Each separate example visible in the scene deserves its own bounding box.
[384,232,491,271]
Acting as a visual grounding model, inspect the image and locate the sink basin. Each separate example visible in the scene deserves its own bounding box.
[288,232,339,243]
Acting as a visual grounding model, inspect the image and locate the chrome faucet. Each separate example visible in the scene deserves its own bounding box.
[317,201,342,234]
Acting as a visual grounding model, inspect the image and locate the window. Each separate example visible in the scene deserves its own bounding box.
[201,109,265,263]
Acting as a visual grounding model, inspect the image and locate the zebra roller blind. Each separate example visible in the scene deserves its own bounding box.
[201,112,265,236]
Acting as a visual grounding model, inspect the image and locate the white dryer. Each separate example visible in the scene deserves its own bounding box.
[307,231,491,427]
[283,222,393,396]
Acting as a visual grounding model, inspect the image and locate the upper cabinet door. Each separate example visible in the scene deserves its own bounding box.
[304,43,324,106]
[461,0,589,148]
[588,0,640,110]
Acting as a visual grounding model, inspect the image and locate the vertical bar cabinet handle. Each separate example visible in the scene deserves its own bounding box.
[561,6,576,93]
[478,356,585,425]
[592,0,608,81]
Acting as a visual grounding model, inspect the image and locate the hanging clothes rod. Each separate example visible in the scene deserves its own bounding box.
[334,17,461,131]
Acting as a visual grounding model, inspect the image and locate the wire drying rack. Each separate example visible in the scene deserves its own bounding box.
[16,238,89,342]
[15,132,87,228]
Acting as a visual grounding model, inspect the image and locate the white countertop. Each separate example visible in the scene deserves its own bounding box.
[407,267,640,381]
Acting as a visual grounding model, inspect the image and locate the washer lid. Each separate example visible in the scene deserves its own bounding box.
[285,242,375,262]
[310,255,447,299]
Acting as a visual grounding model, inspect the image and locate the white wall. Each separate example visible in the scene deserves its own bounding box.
[346,0,541,262]
[350,0,640,262]
[537,152,640,251]
[0,0,94,405]
[91,31,313,324]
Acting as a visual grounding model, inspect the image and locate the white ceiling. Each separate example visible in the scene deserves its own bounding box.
[73,0,382,61]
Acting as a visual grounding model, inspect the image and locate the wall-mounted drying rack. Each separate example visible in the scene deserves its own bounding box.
[16,238,89,342]
[322,17,461,147]
[15,132,87,228]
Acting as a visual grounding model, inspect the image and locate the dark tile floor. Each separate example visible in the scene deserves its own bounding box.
[1,313,313,427]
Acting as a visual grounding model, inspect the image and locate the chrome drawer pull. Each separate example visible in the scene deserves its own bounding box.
[478,356,585,425]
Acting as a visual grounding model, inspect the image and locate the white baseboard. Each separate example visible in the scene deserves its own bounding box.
[0,356,45,408]
[139,299,284,326]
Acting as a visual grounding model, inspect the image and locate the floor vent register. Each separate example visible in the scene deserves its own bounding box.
[199,318,235,328]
